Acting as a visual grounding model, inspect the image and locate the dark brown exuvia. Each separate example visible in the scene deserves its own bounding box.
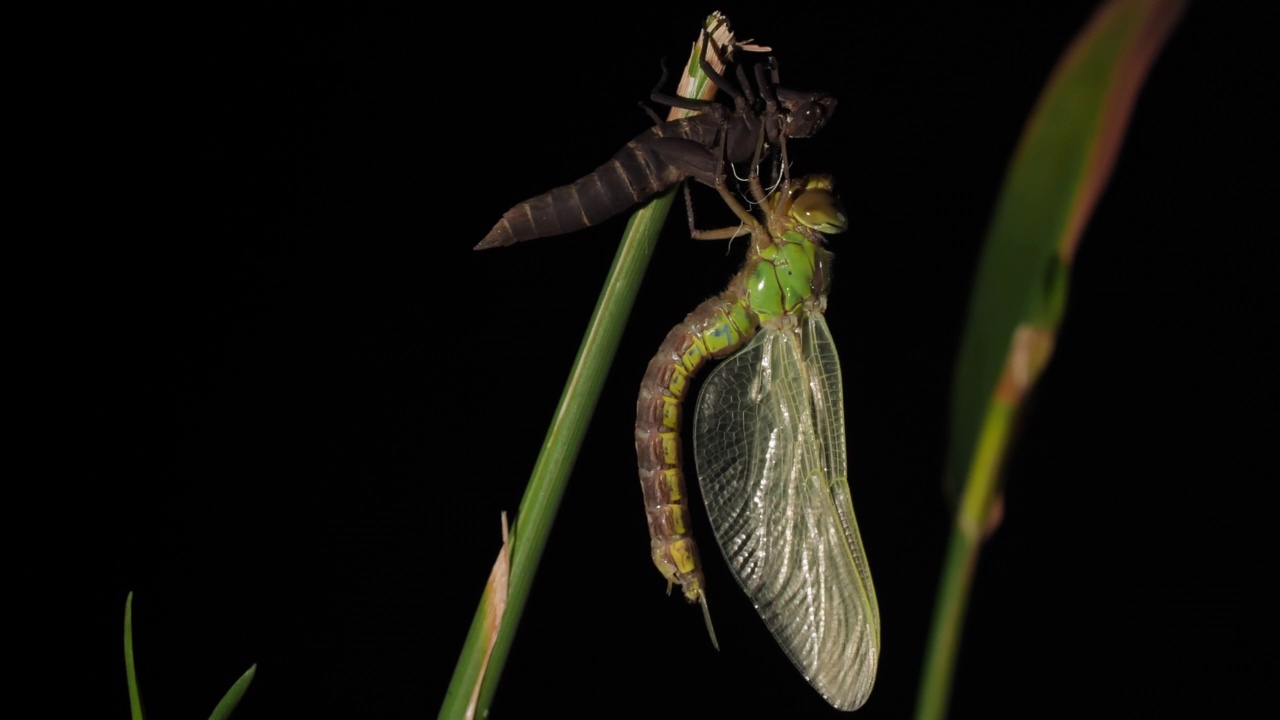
[475,43,835,250]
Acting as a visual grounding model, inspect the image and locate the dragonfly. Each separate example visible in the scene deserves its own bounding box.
[635,173,880,710]
[474,25,876,707]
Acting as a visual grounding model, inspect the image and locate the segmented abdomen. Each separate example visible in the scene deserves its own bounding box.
[476,117,722,249]
[634,286,759,603]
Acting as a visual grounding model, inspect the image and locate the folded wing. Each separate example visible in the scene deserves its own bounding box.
[694,314,879,711]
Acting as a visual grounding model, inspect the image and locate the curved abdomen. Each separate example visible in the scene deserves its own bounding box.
[634,289,758,603]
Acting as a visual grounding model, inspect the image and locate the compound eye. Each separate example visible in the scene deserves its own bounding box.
[791,188,848,234]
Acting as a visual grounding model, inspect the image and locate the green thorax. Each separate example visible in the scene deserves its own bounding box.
[738,175,846,326]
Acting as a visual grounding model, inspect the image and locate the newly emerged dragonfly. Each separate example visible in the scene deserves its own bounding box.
[636,173,879,710]
[474,22,876,708]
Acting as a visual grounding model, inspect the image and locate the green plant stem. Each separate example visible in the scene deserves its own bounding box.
[438,17,725,719]
[916,399,1013,720]
[437,184,674,720]
[208,664,257,720]
[919,3,1184,716]
[125,592,144,720]
[470,188,676,715]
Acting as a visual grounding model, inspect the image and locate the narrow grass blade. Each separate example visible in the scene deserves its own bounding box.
[945,0,1187,507]
[919,2,1186,718]
[463,514,510,720]
[124,592,144,720]
[438,14,733,719]
[208,664,257,720]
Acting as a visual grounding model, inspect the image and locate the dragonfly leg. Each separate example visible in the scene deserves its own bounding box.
[637,100,663,126]
[688,152,761,240]
[688,179,755,240]
[753,60,792,191]
[649,45,733,121]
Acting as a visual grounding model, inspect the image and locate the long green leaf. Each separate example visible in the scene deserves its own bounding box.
[208,664,257,720]
[125,592,255,720]
[438,15,732,719]
[124,592,143,720]
[945,0,1187,505]
[919,2,1186,718]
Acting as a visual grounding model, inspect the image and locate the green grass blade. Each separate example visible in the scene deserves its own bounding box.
[945,0,1187,504]
[124,592,256,720]
[208,664,257,720]
[919,2,1186,718]
[124,592,144,720]
[438,15,732,719]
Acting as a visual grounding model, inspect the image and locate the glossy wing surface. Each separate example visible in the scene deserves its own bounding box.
[693,314,879,710]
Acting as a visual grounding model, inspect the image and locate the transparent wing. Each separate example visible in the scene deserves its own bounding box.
[694,313,880,711]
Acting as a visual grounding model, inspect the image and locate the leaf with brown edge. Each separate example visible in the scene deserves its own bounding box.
[945,0,1187,505]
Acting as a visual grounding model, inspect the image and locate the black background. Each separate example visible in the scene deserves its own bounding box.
[60,3,1273,717]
